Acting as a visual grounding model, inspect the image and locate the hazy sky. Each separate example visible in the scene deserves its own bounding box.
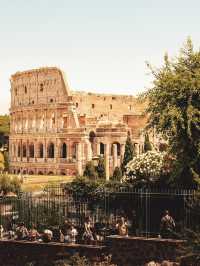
[0,0,200,114]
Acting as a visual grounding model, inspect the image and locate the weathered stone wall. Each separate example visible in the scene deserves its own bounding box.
[106,236,185,266]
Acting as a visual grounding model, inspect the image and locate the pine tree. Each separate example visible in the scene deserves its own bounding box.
[96,157,106,178]
[121,133,135,174]
[143,133,152,152]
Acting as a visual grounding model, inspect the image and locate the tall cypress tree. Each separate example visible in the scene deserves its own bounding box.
[121,132,135,174]
[143,133,152,152]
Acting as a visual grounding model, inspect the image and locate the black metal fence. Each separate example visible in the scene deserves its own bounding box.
[0,185,199,237]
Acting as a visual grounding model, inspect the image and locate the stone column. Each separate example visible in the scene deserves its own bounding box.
[113,144,118,169]
[120,144,125,163]
[96,143,100,156]
[135,143,140,155]
[105,143,110,181]
[77,142,83,176]
[87,141,92,161]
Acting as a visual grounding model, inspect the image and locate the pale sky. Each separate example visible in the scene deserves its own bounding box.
[0,0,200,114]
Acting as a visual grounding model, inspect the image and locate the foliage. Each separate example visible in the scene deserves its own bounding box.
[71,253,89,266]
[144,38,200,188]
[83,161,98,180]
[123,151,172,186]
[3,151,9,171]
[0,174,22,195]
[65,177,134,208]
[143,133,152,152]
[121,133,135,174]
[96,157,106,179]
[0,115,9,134]
[111,166,122,181]
[0,152,4,171]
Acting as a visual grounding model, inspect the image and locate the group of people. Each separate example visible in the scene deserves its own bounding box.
[0,210,176,244]
[115,210,176,239]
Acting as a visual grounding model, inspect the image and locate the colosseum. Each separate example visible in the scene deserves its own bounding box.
[9,67,154,179]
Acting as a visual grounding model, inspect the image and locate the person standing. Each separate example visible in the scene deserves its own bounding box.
[160,210,175,239]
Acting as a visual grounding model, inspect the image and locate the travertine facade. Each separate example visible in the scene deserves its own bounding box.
[9,67,149,178]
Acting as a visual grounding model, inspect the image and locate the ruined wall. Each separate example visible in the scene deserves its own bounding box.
[9,67,149,176]
[72,91,147,120]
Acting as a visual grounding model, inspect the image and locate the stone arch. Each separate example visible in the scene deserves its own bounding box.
[38,143,44,158]
[47,142,55,158]
[22,170,27,174]
[29,170,34,175]
[111,142,121,156]
[72,142,78,159]
[38,171,43,175]
[89,131,96,152]
[29,143,34,158]
[22,143,27,157]
[48,171,54,175]
[17,143,21,157]
[61,142,67,158]
[100,142,105,155]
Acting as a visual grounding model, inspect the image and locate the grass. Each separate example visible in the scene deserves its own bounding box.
[8,174,74,192]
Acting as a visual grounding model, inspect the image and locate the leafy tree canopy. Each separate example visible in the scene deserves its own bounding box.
[144,38,200,188]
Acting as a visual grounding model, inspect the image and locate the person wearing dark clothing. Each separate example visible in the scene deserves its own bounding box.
[160,210,175,239]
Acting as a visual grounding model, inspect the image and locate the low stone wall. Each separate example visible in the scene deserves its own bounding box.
[0,239,107,265]
[106,236,185,266]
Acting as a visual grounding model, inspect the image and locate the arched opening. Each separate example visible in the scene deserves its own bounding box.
[22,144,26,157]
[72,143,78,159]
[17,144,21,157]
[39,143,44,158]
[89,131,96,152]
[60,172,66,176]
[38,171,43,175]
[23,170,27,174]
[61,143,67,158]
[29,170,34,175]
[111,142,121,156]
[48,171,54,175]
[48,143,54,158]
[100,142,105,155]
[29,143,34,158]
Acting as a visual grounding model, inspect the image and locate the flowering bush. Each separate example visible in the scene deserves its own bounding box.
[123,151,172,183]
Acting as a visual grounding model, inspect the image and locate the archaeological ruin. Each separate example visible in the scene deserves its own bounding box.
[9,67,158,178]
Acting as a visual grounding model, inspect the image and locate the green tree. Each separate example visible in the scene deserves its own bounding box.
[96,157,106,179]
[83,161,98,180]
[111,166,123,181]
[143,133,152,152]
[144,38,200,188]
[121,132,135,174]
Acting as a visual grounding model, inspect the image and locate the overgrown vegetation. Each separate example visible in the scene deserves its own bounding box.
[0,115,9,134]
[0,174,22,195]
[144,38,200,188]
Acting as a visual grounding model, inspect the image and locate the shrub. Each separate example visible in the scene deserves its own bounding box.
[96,158,106,179]
[83,161,98,180]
